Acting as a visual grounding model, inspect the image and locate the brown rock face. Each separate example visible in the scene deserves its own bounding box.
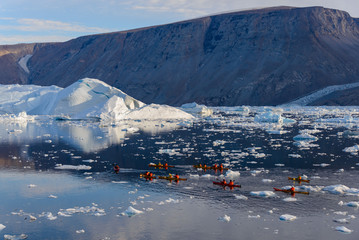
[3,7,359,106]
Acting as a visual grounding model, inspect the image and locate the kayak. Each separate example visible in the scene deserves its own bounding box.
[149,164,174,168]
[158,176,187,181]
[213,181,241,188]
[288,177,310,183]
[140,174,156,179]
[193,165,229,170]
[273,187,309,195]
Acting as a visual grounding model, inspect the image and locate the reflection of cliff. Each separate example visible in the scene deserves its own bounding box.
[0,144,34,169]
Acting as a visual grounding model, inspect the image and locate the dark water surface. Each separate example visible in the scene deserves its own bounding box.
[1,109,359,239]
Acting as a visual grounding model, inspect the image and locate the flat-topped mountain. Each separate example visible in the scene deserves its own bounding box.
[1,6,359,106]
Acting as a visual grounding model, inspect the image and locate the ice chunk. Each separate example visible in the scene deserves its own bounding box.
[54,164,91,170]
[4,234,28,240]
[283,197,297,202]
[343,144,359,155]
[293,133,318,141]
[279,214,297,221]
[250,191,276,198]
[76,229,85,234]
[234,194,248,200]
[121,206,144,217]
[225,170,240,180]
[218,215,231,222]
[335,226,353,234]
[0,224,5,231]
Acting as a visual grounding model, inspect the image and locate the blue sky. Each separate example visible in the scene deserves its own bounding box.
[1,0,358,45]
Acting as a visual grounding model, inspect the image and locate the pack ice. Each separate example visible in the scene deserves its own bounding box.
[0,78,194,121]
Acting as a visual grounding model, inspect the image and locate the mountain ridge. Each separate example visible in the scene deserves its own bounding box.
[1,6,359,106]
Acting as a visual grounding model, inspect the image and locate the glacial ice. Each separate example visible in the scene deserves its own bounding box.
[279,214,297,221]
[0,78,194,122]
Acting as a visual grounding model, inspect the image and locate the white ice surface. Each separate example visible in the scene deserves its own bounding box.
[279,214,297,221]
[0,78,193,122]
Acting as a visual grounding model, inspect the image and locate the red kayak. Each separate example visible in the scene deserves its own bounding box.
[273,187,309,195]
[213,181,241,188]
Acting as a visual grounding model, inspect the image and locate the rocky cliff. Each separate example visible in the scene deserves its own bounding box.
[2,6,359,106]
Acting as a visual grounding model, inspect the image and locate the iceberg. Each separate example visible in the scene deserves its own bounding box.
[181,102,213,117]
[254,111,295,124]
[0,78,194,121]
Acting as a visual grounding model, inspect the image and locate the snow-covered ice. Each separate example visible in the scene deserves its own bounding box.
[121,206,144,217]
[0,78,194,122]
[279,214,297,221]
[218,215,231,222]
[335,226,353,234]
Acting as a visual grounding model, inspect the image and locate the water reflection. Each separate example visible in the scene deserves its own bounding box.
[0,119,185,153]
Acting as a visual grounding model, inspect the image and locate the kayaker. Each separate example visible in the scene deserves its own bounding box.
[169,173,173,178]
[298,175,302,180]
[221,179,227,185]
[228,180,234,186]
[213,163,218,168]
[198,164,202,167]
[290,186,295,192]
[219,163,224,169]
[113,164,120,172]
[158,162,163,167]
[175,174,179,179]
[164,163,168,167]
[149,172,153,177]
[145,171,150,176]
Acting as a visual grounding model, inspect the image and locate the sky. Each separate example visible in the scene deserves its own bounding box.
[0,0,358,45]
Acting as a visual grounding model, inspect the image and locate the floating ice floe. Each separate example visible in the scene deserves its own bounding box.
[323,185,359,195]
[234,194,248,200]
[343,144,359,155]
[254,111,295,124]
[39,212,57,221]
[218,215,231,222]
[28,184,37,188]
[54,164,91,170]
[250,191,276,198]
[4,234,28,240]
[279,214,297,221]
[283,197,297,202]
[225,170,240,180]
[58,204,105,217]
[333,218,349,224]
[121,206,144,217]
[0,224,5,231]
[335,226,353,234]
[293,133,318,142]
[76,229,85,234]
[181,102,213,117]
[262,179,275,183]
[338,201,359,208]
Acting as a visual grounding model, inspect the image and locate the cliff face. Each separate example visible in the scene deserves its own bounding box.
[0,44,37,84]
[3,7,359,106]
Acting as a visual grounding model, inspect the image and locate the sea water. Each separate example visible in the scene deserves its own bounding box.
[0,107,359,239]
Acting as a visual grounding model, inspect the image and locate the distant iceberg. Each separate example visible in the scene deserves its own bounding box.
[0,78,194,121]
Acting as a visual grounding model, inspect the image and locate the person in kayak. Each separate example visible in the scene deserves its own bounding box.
[290,186,295,192]
[298,175,302,180]
[221,179,227,185]
[113,164,120,173]
[175,174,179,179]
[164,163,168,167]
[228,180,234,187]
[219,163,224,169]
[213,163,218,168]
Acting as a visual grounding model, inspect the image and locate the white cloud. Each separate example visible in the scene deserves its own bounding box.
[0,34,74,45]
[0,18,111,33]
